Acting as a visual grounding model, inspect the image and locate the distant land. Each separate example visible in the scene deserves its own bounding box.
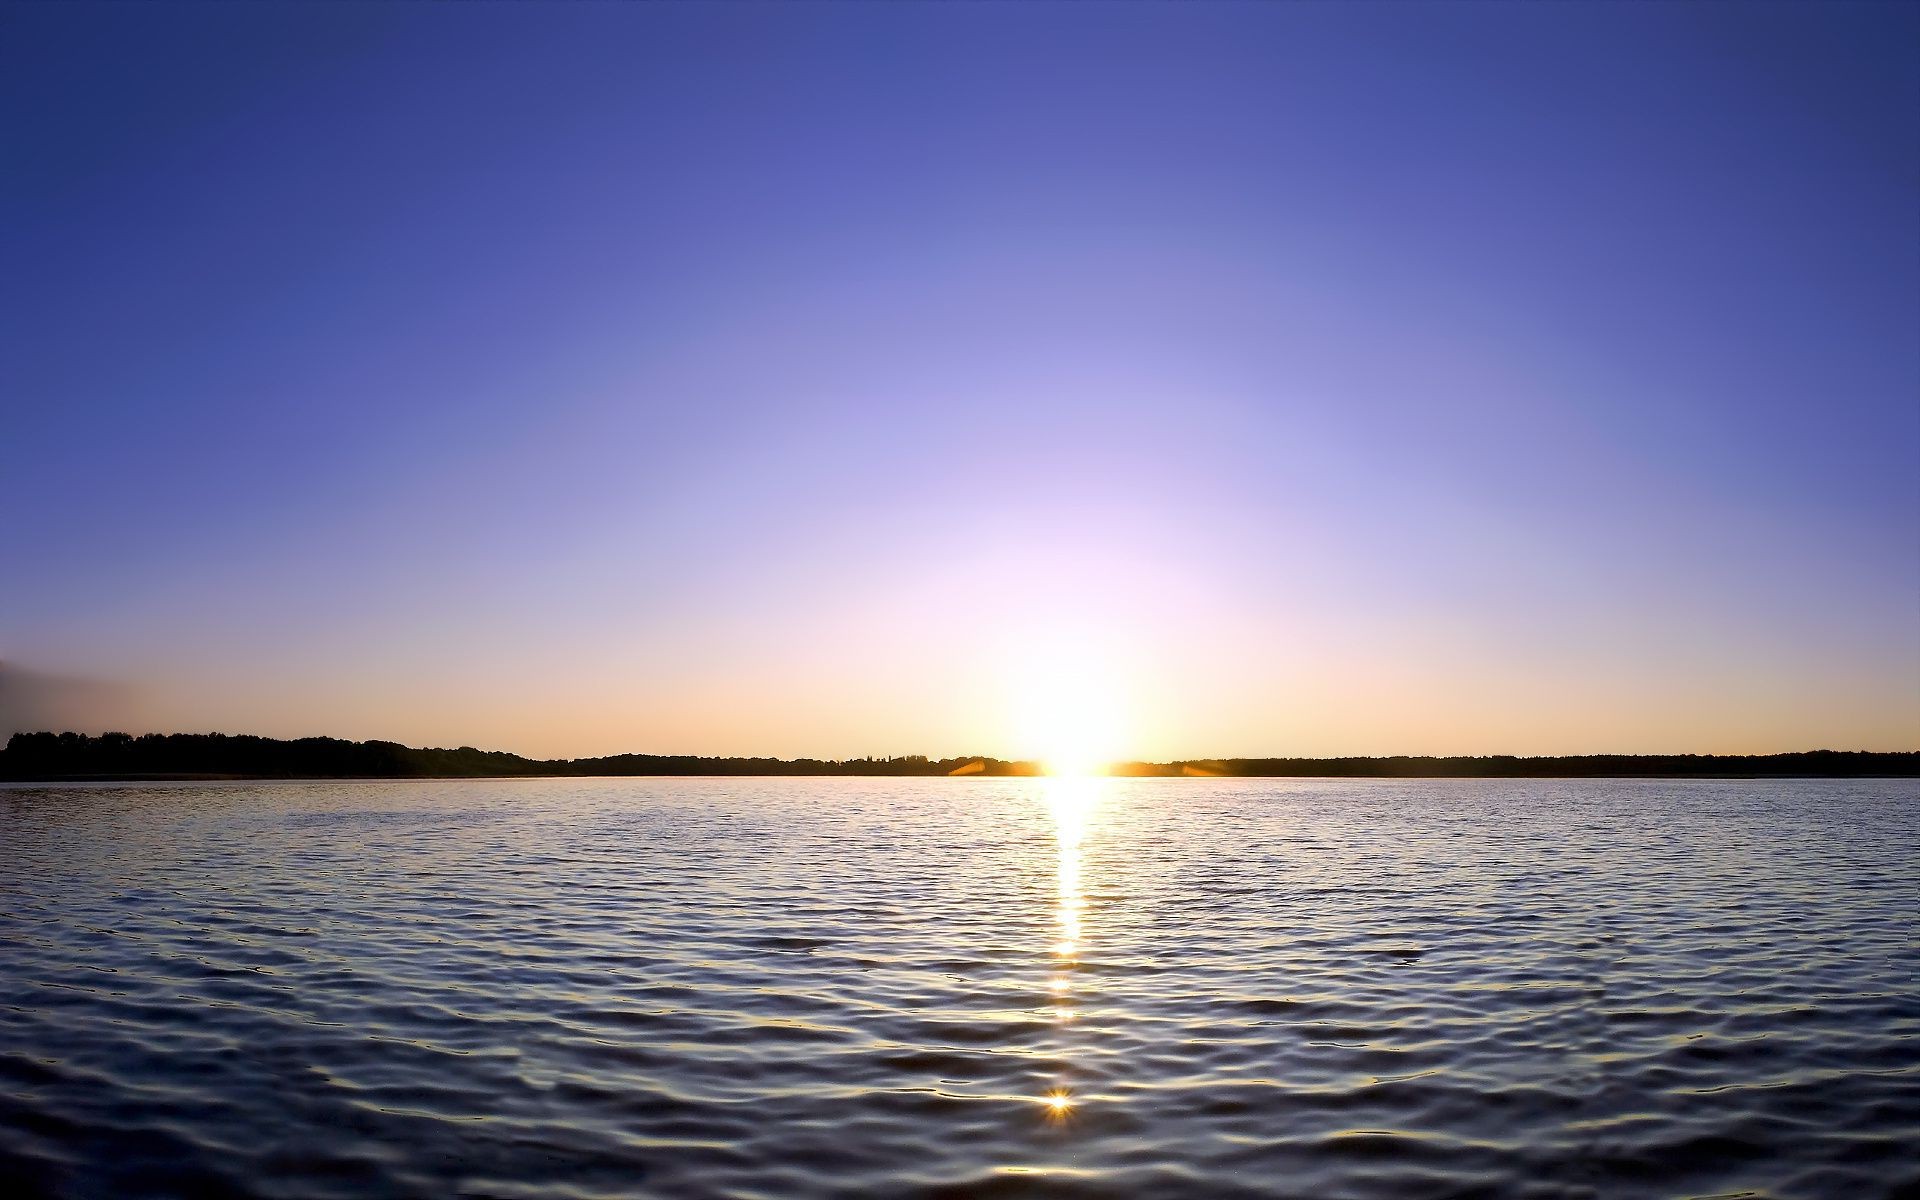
[2,731,1916,781]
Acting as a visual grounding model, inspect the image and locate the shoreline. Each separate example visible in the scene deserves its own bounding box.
[5,733,1916,783]
[7,771,1919,785]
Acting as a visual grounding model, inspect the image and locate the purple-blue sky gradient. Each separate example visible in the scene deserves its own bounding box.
[4,2,1916,758]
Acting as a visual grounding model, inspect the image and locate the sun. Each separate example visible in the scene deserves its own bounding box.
[1005,642,1131,776]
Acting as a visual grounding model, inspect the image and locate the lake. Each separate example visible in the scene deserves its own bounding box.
[2,777,1916,1198]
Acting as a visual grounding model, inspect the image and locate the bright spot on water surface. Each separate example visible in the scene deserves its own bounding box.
[1038,775,1104,1119]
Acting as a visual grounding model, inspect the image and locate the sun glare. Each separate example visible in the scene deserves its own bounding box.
[1006,642,1132,776]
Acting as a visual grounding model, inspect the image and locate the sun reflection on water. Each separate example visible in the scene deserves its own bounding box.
[1038,775,1101,1119]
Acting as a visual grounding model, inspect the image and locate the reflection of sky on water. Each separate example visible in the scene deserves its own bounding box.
[6,776,1915,1197]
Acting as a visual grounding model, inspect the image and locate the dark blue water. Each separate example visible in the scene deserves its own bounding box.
[2,777,1916,1198]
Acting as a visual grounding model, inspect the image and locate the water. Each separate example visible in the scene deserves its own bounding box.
[2,777,1916,1199]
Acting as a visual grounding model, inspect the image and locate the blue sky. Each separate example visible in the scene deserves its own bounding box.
[3,1,1916,757]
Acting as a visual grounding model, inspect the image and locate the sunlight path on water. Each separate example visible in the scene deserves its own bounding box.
[1039,775,1101,1123]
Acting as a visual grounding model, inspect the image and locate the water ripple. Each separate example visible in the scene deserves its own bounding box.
[2,776,1916,1198]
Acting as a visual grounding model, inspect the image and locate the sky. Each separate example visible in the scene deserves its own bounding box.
[3,1,1917,761]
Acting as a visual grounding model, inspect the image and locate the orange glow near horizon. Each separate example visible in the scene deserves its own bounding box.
[1005,636,1134,777]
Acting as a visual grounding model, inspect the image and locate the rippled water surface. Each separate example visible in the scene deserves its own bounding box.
[3,777,1917,1199]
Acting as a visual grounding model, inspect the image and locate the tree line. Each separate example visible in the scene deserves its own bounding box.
[0,731,1039,779]
[2,731,1915,780]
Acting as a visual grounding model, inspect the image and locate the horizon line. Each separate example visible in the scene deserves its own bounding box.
[3,730,1917,781]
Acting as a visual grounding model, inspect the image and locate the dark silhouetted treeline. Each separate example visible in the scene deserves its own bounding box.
[0,732,1040,780]
[1,731,1914,781]
[0,732,545,780]
[1117,751,1920,778]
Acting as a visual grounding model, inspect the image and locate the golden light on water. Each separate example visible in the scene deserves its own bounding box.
[1049,777,1093,967]
[1038,774,1100,1118]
